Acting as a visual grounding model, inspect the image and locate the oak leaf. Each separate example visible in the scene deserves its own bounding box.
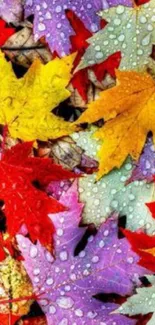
[77,70,155,179]
[0,51,77,141]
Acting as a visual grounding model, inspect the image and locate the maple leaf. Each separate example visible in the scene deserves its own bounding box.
[76,70,155,178]
[0,313,20,325]
[72,127,155,233]
[24,0,132,56]
[17,181,147,325]
[0,51,77,141]
[78,1,155,72]
[116,275,155,325]
[67,10,121,102]
[128,137,155,183]
[123,228,155,272]
[0,141,79,249]
[0,0,22,23]
[0,19,15,46]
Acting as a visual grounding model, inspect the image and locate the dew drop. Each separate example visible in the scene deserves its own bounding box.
[30,246,38,258]
[56,296,74,309]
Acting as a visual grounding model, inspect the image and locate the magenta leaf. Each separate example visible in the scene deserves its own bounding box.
[17,181,146,325]
[25,0,132,56]
[0,0,22,23]
[128,138,155,184]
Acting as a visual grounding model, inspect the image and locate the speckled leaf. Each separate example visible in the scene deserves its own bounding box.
[17,182,147,325]
[117,275,155,325]
[25,0,132,56]
[72,128,155,233]
[78,2,155,71]
[128,137,155,183]
[0,0,22,23]
[0,257,33,316]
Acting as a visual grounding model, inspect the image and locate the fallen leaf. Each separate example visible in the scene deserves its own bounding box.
[0,141,78,249]
[0,19,15,47]
[128,137,155,183]
[0,0,22,23]
[116,275,155,325]
[78,1,155,71]
[0,51,77,141]
[38,136,98,172]
[3,26,52,68]
[24,0,132,56]
[0,313,20,325]
[72,127,155,233]
[76,70,155,178]
[17,182,146,325]
[0,257,33,317]
[67,9,121,102]
[123,228,155,272]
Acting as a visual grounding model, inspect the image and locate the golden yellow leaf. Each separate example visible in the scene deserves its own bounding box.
[0,51,77,141]
[76,70,155,179]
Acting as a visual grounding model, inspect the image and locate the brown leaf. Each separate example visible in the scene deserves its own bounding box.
[38,137,83,170]
[3,26,52,68]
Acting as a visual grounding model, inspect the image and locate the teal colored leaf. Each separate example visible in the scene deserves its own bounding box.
[72,128,155,233]
[78,2,155,71]
[117,275,155,325]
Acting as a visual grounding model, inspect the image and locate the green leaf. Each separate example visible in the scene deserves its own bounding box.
[78,2,155,71]
[72,127,155,233]
[116,275,155,325]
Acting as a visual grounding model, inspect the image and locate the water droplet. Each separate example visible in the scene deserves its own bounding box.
[92,255,99,263]
[75,309,83,317]
[116,6,125,14]
[114,18,121,26]
[59,251,68,261]
[38,23,46,31]
[49,305,56,314]
[46,277,54,285]
[30,246,38,258]
[99,240,105,248]
[56,296,74,309]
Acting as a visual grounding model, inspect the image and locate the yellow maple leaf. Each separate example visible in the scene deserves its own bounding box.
[0,51,77,141]
[76,70,155,179]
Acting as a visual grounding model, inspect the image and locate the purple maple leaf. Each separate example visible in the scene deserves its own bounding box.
[128,138,155,184]
[0,0,22,23]
[17,181,146,325]
[24,0,132,56]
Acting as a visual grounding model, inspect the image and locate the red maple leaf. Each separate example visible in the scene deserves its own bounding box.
[66,10,121,101]
[0,19,15,47]
[0,142,78,250]
[135,0,150,5]
[0,313,19,325]
[0,234,6,261]
[123,226,155,272]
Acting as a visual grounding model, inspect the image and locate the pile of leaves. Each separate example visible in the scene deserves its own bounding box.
[0,0,154,324]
